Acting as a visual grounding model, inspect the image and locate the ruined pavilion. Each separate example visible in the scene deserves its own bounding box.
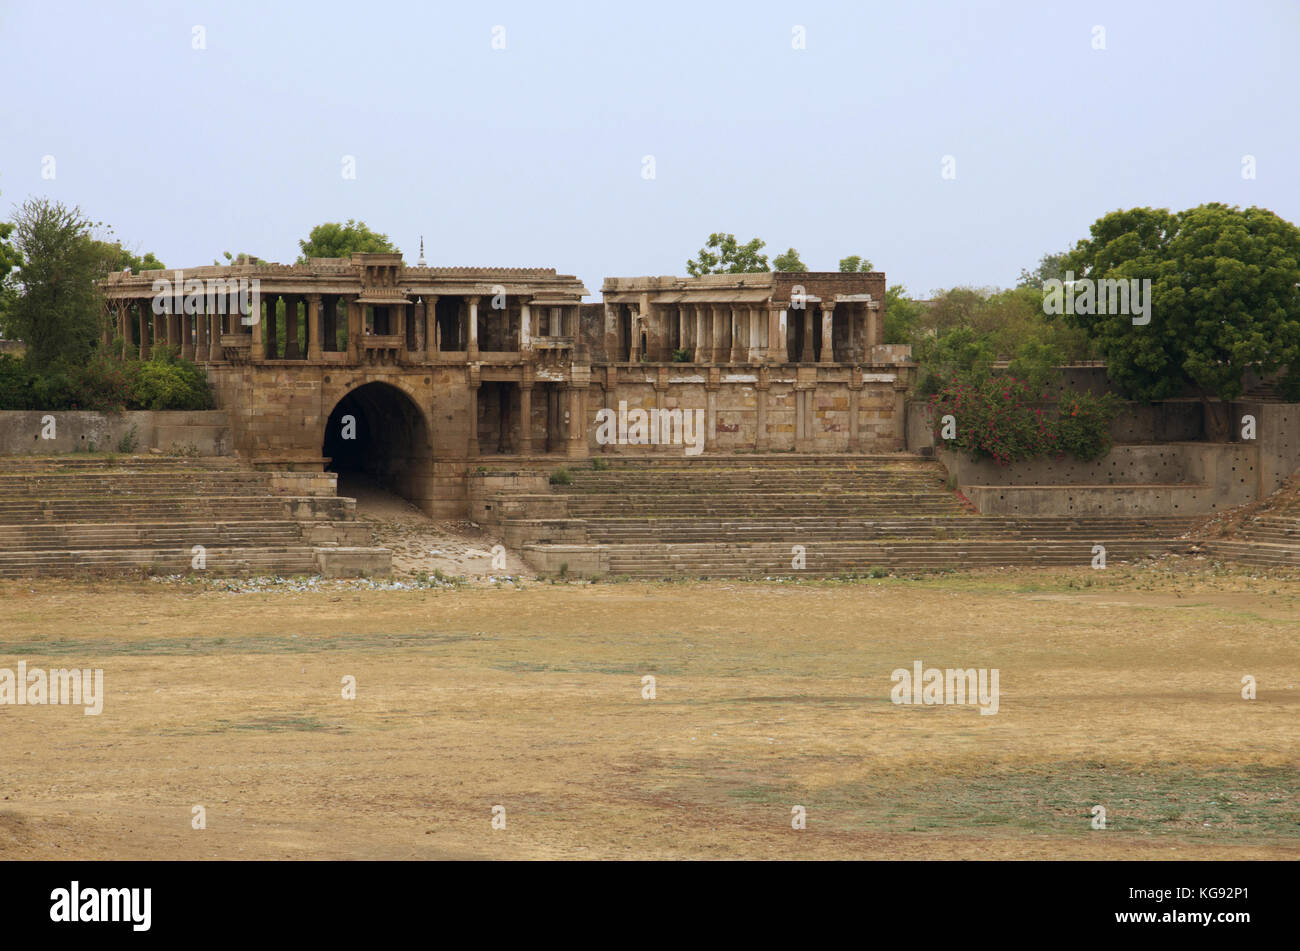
[98,254,915,517]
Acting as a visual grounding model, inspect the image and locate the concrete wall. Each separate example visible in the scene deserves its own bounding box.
[943,443,1262,516]
[1238,400,1300,496]
[0,410,230,455]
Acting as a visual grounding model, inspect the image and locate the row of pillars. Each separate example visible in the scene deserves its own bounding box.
[617,299,880,364]
[111,293,581,364]
[116,298,231,362]
[465,381,588,458]
[455,297,575,359]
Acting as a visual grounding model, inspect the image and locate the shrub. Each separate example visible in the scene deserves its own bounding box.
[1055,390,1119,461]
[116,424,139,454]
[671,348,691,362]
[929,373,1119,466]
[927,374,1056,466]
[0,352,212,411]
[549,467,572,485]
[130,355,211,411]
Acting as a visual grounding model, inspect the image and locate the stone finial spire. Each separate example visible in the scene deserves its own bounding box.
[417,236,427,267]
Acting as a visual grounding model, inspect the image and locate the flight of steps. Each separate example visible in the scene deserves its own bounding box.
[1200,516,1300,567]
[0,455,387,579]
[512,456,1201,578]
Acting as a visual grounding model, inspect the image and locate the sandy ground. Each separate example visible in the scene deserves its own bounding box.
[0,564,1297,860]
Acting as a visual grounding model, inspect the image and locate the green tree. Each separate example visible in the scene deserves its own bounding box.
[772,248,807,271]
[839,255,874,272]
[883,285,923,344]
[297,220,397,262]
[0,194,19,338]
[89,239,164,275]
[88,238,165,350]
[0,202,19,281]
[1017,250,1068,287]
[924,286,991,336]
[1,199,102,368]
[686,233,769,276]
[1062,203,1300,437]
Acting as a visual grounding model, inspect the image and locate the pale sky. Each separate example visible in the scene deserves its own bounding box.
[2,0,1296,296]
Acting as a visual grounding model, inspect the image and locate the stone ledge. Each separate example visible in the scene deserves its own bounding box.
[314,546,392,578]
[520,543,608,577]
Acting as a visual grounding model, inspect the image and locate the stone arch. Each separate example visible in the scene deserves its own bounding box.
[322,381,432,504]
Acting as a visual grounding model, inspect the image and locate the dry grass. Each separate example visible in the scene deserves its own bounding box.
[0,563,1296,859]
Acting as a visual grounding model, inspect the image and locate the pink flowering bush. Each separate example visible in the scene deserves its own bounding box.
[928,374,1116,466]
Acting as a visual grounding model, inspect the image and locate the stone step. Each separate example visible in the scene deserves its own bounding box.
[0,545,321,578]
[0,455,384,578]
[0,520,306,550]
[0,455,248,472]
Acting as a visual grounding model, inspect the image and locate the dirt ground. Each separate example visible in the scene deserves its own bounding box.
[338,475,536,580]
[1,563,1297,860]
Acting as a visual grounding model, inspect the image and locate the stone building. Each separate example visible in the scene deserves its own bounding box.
[98,255,914,517]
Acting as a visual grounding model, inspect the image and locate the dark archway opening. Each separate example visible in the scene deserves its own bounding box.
[322,382,431,505]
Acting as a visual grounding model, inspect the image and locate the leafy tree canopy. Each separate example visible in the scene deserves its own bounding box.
[686,233,769,276]
[90,238,164,274]
[839,255,874,272]
[772,248,807,271]
[1017,250,1067,287]
[1061,204,1300,416]
[1,198,102,368]
[297,220,398,263]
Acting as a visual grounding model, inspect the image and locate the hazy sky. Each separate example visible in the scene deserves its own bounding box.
[2,0,1297,296]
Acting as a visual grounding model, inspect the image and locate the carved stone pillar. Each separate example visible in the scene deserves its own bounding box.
[262,293,278,360]
[848,373,863,452]
[567,385,587,458]
[307,294,322,361]
[250,297,264,362]
[756,369,770,451]
[208,311,224,361]
[181,314,195,360]
[136,301,149,359]
[347,297,362,363]
[120,304,131,359]
[467,296,480,359]
[519,383,534,454]
[728,306,745,362]
[195,306,209,362]
[152,307,165,355]
[423,295,438,361]
[820,301,835,364]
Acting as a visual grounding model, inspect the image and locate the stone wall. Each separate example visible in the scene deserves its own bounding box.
[207,363,474,518]
[587,365,911,455]
[0,410,230,455]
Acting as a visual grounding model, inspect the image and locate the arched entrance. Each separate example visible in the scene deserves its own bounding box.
[322,382,431,505]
